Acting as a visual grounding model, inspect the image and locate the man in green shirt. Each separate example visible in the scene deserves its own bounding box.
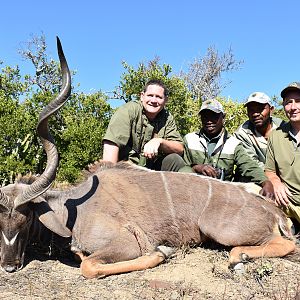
[102,79,185,171]
[181,99,274,197]
[234,92,284,168]
[265,82,300,229]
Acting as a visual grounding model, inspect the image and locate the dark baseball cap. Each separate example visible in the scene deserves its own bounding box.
[280,82,300,98]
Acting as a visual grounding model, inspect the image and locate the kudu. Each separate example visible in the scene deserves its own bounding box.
[0,38,296,279]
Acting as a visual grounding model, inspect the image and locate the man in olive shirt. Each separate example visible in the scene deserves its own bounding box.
[102,79,185,171]
[181,99,274,197]
[265,82,300,229]
[235,92,284,168]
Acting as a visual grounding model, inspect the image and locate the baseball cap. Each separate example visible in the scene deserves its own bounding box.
[280,82,300,98]
[199,99,225,114]
[244,92,271,107]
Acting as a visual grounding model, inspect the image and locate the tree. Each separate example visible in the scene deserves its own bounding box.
[0,63,29,98]
[116,47,244,135]
[181,46,243,101]
[218,97,248,134]
[0,35,252,185]
[56,91,112,182]
[18,33,64,93]
[0,63,37,185]
[17,34,115,183]
[0,34,113,184]
[271,95,287,122]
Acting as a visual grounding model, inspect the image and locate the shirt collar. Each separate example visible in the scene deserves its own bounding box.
[199,128,224,143]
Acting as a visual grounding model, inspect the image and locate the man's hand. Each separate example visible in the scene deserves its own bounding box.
[143,138,163,159]
[273,181,291,207]
[265,170,291,206]
[192,164,219,178]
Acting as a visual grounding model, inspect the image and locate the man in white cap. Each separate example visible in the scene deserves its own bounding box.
[234,92,284,168]
[180,98,274,197]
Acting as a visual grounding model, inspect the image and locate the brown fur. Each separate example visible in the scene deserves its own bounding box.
[1,160,297,278]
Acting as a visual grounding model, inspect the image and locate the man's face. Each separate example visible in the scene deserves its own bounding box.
[200,110,224,138]
[283,90,300,123]
[246,102,273,129]
[140,84,167,120]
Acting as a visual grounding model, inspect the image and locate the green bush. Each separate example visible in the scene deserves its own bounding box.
[0,40,286,185]
[0,88,112,184]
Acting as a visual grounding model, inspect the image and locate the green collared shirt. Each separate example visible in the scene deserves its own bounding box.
[201,130,223,157]
[234,117,284,167]
[265,122,300,205]
[103,101,183,165]
[183,129,267,184]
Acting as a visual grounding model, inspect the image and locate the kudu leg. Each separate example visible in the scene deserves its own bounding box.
[80,250,166,279]
[229,236,296,266]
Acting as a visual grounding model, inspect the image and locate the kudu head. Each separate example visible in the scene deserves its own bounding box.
[0,37,72,273]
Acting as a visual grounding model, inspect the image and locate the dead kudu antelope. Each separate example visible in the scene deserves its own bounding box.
[0,39,297,279]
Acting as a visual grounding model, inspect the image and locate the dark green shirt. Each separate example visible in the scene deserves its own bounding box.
[265,122,300,205]
[234,117,284,168]
[104,101,183,165]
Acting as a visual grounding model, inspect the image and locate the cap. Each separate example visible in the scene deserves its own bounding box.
[244,92,271,107]
[199,99,224,114]
[280,82,300,98]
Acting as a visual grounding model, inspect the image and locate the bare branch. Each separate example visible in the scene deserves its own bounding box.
[181,46,243,101]
[18,33,61,93]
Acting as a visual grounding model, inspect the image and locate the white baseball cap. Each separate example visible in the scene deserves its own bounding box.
[244,92,272,106]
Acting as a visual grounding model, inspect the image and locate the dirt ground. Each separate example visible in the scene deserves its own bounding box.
[1,243,300,300]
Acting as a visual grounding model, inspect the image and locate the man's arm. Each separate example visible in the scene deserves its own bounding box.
[102,140,119,163]
[234,142,267,184]
[159,139,184,155]
[143,138,183,159]
[233,142,274,197]
[264,130,291,206]
[234,127,264,168]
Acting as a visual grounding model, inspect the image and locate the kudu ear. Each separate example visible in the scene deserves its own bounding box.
[32,197,72,238]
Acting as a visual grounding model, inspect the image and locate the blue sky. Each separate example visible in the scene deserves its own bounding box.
[2,0,300,106]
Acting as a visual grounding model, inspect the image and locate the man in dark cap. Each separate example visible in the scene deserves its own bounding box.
[181,99,274,197]
[265,82,300,232]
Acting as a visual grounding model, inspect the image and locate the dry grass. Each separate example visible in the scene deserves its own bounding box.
[1,244,300,300]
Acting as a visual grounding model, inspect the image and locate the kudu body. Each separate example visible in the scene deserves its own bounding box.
[0,38,296,279]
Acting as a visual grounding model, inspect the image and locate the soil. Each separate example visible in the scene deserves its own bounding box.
[1,242,300,300]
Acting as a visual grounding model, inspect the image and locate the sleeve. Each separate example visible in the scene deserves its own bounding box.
[163,115,184,143]
[264,132,276,172]
[234,128,264,168]
[103,104,132,147]
[234,143,267,185]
